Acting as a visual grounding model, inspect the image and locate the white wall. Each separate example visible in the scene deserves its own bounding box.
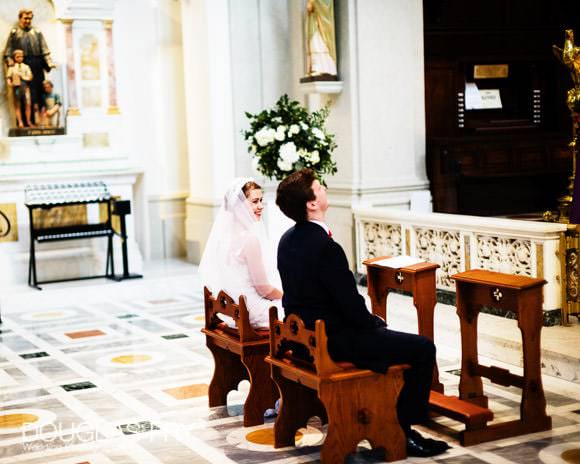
[356,0,427,194]
[181,0,298,263]
[230,0,296,178]
[114,0,188,259]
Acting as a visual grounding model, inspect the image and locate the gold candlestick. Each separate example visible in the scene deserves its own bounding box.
[553,29,580,223]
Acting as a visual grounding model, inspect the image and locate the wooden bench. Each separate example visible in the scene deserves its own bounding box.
[202,287,278,427]
[265,307,409,463]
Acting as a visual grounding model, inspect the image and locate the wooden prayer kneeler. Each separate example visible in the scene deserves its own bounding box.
[364,257,494,442]
[265,307,409,463]
[202,287,278,427]
[449,270,552,445]
[364,256,444,392]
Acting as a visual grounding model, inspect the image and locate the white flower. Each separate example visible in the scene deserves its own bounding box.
[255,127,275,147]
[289,124,300,135]
[297,148,308,159]
[274,125,286,141]
[277,158,293,171]
[272,116,282,123]
[300,122,308,130]
[312,127,325,140]
[310,150,320,164]
[250,144,257,155]
[279,141,299,164]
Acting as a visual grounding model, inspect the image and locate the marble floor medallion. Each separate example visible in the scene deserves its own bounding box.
[0,409,57,435]
[181,314,204,324]
[539,442,580,464]
[20,309,78,322]
[96,351,165,368]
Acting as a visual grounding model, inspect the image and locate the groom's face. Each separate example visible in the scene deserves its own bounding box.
[311,180,328,213]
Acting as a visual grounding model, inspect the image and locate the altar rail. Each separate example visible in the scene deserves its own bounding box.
[353,207,566,316]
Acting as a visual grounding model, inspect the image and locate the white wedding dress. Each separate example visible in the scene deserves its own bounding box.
[199,178,284,330]
[221,231,283,329]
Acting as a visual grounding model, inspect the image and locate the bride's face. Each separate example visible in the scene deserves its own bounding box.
[245,188,264,221]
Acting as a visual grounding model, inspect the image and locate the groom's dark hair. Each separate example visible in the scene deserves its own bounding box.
[276,168,316,222]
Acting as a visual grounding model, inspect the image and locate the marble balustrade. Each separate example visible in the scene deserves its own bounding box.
[354,206,567,318]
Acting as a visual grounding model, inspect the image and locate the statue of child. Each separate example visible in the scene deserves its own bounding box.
[5,49,33,128]
[40,80,62,128]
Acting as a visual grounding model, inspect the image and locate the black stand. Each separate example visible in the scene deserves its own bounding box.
[112,200,143,281]
[27,200,116,290]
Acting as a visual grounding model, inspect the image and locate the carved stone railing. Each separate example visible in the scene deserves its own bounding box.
[354,207,567,320]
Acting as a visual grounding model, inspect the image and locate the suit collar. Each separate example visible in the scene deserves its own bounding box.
[308,220,330,235]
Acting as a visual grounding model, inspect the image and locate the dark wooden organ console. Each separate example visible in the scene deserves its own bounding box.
[423,0,578,216]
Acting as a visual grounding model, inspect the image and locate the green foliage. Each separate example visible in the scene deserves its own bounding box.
[242,94,337,181]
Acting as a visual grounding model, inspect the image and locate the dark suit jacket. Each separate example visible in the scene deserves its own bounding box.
[278,221,434,423]
[277,221,379,336]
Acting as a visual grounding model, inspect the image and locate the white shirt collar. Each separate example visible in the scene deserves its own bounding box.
[309,220,330,235]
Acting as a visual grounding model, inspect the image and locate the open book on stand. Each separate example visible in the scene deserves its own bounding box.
[371,256,425,269]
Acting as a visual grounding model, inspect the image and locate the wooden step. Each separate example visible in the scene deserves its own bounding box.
[429,391,493,428]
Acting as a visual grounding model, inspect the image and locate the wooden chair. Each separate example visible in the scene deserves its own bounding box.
[265,307,409,463]
[202,287,278,427]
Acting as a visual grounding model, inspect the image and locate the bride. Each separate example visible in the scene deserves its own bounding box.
[199,178,283,329]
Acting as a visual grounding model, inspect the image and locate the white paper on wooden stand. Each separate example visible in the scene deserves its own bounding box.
[371,256,424,269]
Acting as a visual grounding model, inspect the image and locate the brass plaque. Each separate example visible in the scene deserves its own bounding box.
[473,64,509,79]
[83,132,110,148]
[32,205,88,229]
[0,203,18,242]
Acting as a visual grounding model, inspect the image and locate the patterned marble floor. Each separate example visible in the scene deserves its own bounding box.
[1,262,580,463]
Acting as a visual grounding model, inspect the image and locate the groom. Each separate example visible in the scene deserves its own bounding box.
[276,169,449,458]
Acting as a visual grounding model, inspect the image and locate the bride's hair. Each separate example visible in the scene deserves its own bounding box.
[200,177,280,300]
[224,179,262,211]
[242,180,262,198]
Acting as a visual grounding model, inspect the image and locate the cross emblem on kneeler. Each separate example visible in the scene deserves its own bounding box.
[363,256,444,394]
[395,271,404,284]
[450,269,551,445]
[492,287,503,302]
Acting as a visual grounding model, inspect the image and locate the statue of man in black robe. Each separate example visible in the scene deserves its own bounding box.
[3,9,56,123]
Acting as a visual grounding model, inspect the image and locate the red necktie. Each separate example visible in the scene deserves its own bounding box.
[328,230,332,238]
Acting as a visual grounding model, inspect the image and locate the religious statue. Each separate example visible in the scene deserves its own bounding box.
[40,80,62,128]
[3,8,56,128]
[5,49,33,128]
[553,30,580,89]
[303,0,338,80]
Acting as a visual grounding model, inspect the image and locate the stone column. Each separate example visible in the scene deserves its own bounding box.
[180,0,237,263]
[318,0,429,266]
[103,20,120,115]
[62,19,80,116]
[338,0,429,207]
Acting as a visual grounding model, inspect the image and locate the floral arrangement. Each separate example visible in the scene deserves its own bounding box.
[243,94,337,181]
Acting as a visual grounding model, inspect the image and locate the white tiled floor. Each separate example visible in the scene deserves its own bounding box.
[0,258,579,463]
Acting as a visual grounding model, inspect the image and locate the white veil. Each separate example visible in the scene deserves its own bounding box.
[199,178,280,299]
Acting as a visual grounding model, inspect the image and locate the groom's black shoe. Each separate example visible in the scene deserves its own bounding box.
[406,429,450,457]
